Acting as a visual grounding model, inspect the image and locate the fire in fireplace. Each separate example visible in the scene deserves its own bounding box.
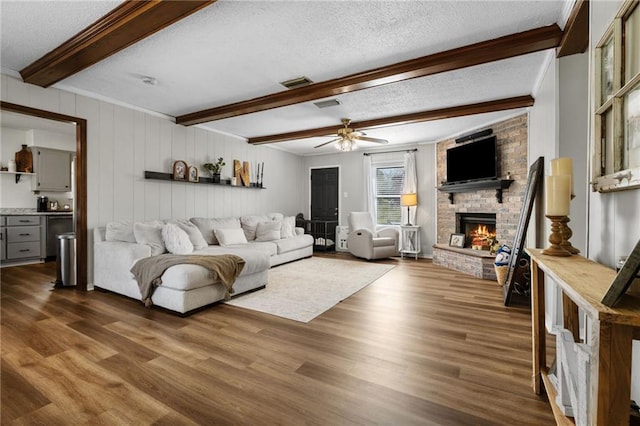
[456,213,497,250]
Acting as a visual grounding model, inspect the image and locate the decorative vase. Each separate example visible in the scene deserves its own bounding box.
[212,173,221,184]
[15,144,33,173]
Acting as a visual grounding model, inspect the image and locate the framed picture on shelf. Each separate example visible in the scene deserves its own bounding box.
[172,160,187,180]
[187,165,199,182]
[449,233,465,248]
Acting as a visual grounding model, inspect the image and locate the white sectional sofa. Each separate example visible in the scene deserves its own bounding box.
[93,213,313,314]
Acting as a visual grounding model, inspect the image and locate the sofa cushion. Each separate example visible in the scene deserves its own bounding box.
[160,264,224,291]
[267,213,284,221]
[215,228,248,246]
[190,217,241,245]
[106,220,136,243]
[255,221,282,242]
[280,216,296,238]
[173,219,208,250]
[240,214,271,241]
[163,223,194,254]
[194,246,271,274]
[133,221,166,256]
[274,234,314,254]
[233,241,278,257]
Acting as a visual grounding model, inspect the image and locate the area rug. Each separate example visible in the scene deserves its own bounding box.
[224,257,395,323]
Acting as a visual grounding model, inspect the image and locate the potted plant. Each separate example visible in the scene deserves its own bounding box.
[203,157,225,183]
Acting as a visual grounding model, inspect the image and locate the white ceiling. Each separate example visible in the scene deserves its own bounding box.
[0,0,570,156]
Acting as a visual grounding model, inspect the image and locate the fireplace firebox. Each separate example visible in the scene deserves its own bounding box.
[456,213,496,250]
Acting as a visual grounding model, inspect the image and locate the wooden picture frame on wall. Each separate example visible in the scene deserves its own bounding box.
[187,165,199,182]
[172,160,187,180]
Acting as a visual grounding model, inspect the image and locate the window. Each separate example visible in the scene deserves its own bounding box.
[593,1,640,192]
[374,166,404,225]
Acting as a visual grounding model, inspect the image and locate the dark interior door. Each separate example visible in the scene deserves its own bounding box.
[311,167,339,220]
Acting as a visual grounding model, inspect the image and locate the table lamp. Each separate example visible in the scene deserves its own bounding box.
[401,193,418,226]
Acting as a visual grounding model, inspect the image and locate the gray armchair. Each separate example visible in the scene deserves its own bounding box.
[347,212,399,260]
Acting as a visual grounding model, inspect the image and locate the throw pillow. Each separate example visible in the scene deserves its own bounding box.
[190,217,241,245]
[105,220,136,242]
[133,221,166,256]
[256,221,282,242]
[214,228,248,246]
[162,223,194,255]
[280,216,296,239]
[173,219,208,250]
[240,215,270,241]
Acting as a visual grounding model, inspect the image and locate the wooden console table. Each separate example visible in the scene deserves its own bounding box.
[527,248,640,425]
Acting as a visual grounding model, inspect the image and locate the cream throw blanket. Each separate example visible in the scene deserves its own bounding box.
[130,254,246,307]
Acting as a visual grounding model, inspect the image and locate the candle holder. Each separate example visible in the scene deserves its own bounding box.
[560,216,580,254]
[541,215,572,256]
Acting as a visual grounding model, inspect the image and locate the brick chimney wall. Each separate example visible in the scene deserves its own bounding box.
[436,114,528,247]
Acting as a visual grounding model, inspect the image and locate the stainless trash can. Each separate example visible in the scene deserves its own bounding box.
[56,232,76,287]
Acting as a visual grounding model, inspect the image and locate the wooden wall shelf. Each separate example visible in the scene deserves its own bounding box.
[438,179,513,204]
[144,171,266,189]
[0,170,36,183]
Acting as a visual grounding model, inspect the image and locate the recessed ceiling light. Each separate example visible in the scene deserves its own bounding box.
[141,76,158,86]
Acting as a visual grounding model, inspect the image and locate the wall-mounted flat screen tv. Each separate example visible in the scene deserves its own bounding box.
[446,136,497,184]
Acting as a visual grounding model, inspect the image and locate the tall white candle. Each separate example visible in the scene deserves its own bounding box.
[551,157,573,195]
[545,175,571,216]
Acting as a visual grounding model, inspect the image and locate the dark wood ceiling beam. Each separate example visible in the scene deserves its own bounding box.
[177,25,560,126]
[557,0,589,57]
[20,0,214,87]
[247,95,534,145]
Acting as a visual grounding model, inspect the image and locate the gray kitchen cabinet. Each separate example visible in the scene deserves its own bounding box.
[0,217,6,262]
[1,215,44,265]
[32,147,72,192]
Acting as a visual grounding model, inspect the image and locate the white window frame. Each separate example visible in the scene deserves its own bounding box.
[372,162,405,226]
[591,0,640,192]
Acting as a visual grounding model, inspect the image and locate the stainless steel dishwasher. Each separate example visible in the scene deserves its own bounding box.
[46,215,73,259]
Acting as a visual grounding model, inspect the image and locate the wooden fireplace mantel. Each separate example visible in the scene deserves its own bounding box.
[438,179,514,204]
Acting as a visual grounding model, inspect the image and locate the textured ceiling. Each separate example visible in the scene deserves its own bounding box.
[0,0,570,155]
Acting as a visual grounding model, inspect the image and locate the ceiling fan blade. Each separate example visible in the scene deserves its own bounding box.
[314,137,342,148]
[353,135,389,144]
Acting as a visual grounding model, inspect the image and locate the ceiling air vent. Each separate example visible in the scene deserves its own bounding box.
[313,99,341,109]
[280,76,313,89]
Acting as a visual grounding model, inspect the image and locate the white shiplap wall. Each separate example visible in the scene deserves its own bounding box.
[1,74,305,283]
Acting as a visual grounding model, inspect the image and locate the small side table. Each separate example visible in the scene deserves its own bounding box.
[400,225,421,259]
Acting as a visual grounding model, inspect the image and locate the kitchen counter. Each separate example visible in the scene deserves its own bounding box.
[1,208,73,216]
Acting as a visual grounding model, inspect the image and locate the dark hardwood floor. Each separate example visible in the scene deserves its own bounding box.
[1,254,554,425]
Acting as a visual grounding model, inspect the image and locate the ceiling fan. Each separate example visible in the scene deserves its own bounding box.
[314,118,388,151]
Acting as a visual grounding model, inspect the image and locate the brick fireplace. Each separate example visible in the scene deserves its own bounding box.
[433,114,528,280]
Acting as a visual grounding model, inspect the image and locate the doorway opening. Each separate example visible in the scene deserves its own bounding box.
[1,101,87,290]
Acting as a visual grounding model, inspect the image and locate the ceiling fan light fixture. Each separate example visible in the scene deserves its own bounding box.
[336,139,355,152]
